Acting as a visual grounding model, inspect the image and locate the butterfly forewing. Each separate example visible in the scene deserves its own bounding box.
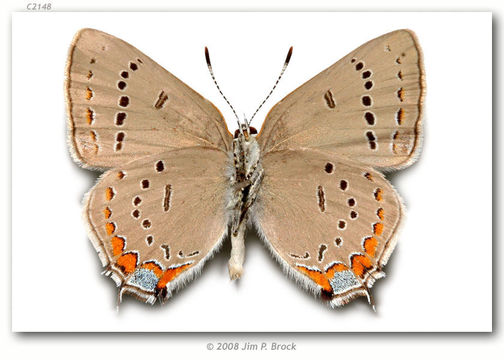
[66,28,232,169]
[85,147,230,303]
[253,149,402,306]
[257,29,424,171]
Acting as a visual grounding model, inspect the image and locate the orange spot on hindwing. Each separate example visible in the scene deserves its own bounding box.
[297,266,332,293]
[105,222,116,235]
[156,263,193,290]
[363,237,378,257]
[325,263,349,279]
[373,222,384,236]
[297,263,352,297]
[111,236,125,256]
[351,254,373,278]
[116,252,138,274]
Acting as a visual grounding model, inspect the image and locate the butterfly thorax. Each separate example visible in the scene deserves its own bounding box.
[230,127,263,235]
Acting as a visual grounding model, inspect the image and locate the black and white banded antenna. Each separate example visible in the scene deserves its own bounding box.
[247,46,293,126]
[205,47,241,128]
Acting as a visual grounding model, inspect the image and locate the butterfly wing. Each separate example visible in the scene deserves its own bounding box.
[252,149,402,306]
[85,147,230,303]
[66,28,232,169]
[257,29,424,171]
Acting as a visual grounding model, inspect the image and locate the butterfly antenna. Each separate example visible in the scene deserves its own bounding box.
[248,46,293,125]
[205,47,241,127]
[243,113,250,131]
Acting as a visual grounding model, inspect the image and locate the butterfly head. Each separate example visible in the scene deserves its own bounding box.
[233,121,258,141]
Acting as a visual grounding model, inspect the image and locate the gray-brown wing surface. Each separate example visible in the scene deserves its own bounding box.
[85,147,230,303]
[252,149,402,306]
[66,28,232,169]
[257,29,425,171]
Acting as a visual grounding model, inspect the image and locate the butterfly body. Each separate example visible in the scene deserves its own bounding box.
[65,28,424,308]
[228,124,263,278]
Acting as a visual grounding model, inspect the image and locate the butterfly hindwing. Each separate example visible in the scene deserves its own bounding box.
[253,149,402,306]
[85,147,230,303]
[66,28,232,169]
[257,29,424,171]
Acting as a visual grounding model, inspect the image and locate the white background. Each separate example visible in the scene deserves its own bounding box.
[10,12,492,332]
[3,1,502,358]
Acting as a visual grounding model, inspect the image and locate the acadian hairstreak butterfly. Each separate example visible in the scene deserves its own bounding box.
[65,29,424,309]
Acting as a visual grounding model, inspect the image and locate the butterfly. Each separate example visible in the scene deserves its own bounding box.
[65,28,424,309]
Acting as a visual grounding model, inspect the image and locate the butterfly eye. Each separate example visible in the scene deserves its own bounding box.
[234,129,241,138]
[249,127,258,135]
